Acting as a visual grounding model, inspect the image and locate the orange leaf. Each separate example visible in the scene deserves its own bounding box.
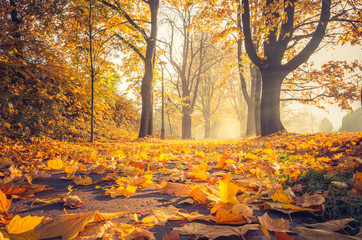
[163,230,179,240]
[159,182,190,196]
[215,209,246,225]
[275,232,293,240]
[0,190,11,213]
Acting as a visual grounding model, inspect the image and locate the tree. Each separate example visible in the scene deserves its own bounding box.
[197,68,225,138]
[161,4,220,139]
[319,117,333,133]
[339,108,362,132]
[241,0,331,135]
[241,0,361,136]
[101,0,160,138]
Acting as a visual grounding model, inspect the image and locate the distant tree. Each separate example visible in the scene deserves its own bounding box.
[319,117,333,133]
[339,108,362,132]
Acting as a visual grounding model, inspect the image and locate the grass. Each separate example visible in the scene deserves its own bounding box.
[288,169,362,235]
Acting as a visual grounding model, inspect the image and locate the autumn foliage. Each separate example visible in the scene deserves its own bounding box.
[0,132,361,239]
[0,0,139,140]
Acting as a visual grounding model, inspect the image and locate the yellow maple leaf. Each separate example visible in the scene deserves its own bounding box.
[72,176,93,186]
[46,159,64,170]
[219,178,239,204]
[271,188,294,204]
[6,215,43,234]
[105,185,137,198]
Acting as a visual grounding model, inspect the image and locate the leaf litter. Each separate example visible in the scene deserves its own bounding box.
[0,132,361,239]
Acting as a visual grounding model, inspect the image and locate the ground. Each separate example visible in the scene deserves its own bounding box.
[0,132,361,240]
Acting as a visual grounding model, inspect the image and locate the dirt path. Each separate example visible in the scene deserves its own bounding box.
[10,171,309,240]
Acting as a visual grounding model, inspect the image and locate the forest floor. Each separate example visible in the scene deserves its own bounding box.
[0,132,362,240]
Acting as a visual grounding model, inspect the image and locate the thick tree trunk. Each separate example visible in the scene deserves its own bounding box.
[204,118,210,139]
[260,71,285,136]
[138,60,154,138]
[182,110,192,139]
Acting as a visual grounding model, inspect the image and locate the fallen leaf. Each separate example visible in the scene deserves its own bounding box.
[35,211,121,240]
[305,218,355,232]
[297,226,361,240]
[215,209,246,225]
[232,203,253,217]
[124,228,155,240]
[295,193,325,207]
[275,232,294,240]
[175,222,259,240]
[73,176,94,186]
[35,212,95,240]
[46,159,64,170]
[145,206,180,226]
[258,213,293,233]
[105,185,137,198]
[6,215,43,234]
[159,182,190,196]
[0,190,11,213]
[271,188,294,204]
[61,195,85,208]
[219,178,239,204]
[163,230,179,240]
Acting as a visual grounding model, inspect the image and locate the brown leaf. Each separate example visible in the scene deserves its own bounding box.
[124,228,155,240]
[232,203,253,217]
[35,212,96,240]
[159,182,190,196]
[305,218,355,232]
[163,230,179,240]
[175,222,259,240]
[258,213,293,233]
[297,227,360,240]
[295,193,325,207]
[61,195,85,208]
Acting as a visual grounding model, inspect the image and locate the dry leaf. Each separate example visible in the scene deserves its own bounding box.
[35,212,96,240]
[6,215,43,234]
[61,195,85,208]
[258,213,293,233]
[124,228,155,240]
[104,185,137,198]
[232,203,253,217]
[271,188,294,204]
[219,178,239,204]
[163,230,179,240]
[0,190,11,213]
[215,209,246,225]
[297,226,361,240]
[305,218,355,232]
[175,222,259,240]
[159,182,190,196]
[275,231,294,240]
[73,176,93,186]
[295,193,325,207]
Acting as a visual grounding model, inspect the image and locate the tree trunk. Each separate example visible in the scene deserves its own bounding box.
[137,0,158,138]
[138,59,154,138]
[246,103,255,135]
[182,109,192,139]
[204,118,210,139]
[260,71,285,136]
[254,67,262,135]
